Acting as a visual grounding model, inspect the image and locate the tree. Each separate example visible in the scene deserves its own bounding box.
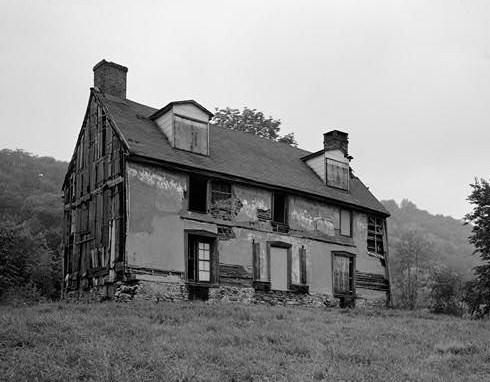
[211,107,298,146]
[391,230,431,309]
[463,178,490,316]
[429,265,464,316]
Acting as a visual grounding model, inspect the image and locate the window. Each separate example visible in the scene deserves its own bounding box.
[187,235,215,283]
[326,158,349,190]
[272,193,288,225]
[340,209,352,237]
[332,251,355,296]
[188,175,208,213]
[367,216,384,256]
[211,181,231,203]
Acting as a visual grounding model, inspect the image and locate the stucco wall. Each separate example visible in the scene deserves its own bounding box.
[125,162,387,304]
[126,162,187,272]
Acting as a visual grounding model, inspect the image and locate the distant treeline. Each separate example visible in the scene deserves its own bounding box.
[0,149,67,300]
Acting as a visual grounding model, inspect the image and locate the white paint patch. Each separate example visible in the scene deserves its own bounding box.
[128,167,185,194]
[241,198,268,219]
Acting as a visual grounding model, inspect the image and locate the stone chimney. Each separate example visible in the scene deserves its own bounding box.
[323,130,349,157]
[93,60,128,98]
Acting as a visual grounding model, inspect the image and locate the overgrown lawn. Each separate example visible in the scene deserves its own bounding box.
[1,301,489,381]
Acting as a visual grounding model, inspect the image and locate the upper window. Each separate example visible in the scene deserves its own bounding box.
[272,193,288,225]
[332,251,355,296]
[326,158,349,190]
[340,209,352,237]
[367,216,384,256]
[188,175,207,213]
[210,181,232,204]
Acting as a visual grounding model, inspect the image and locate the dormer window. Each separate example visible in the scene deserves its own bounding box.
[150,100,213,156]
[326,158,349,190]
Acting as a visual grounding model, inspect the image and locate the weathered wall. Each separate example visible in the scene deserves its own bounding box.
[126,162,187,272]
[289,195,338,236]
[234,185,271,223]
[63,93,126,292]
[124,163,388,305]
[352,212,385,275]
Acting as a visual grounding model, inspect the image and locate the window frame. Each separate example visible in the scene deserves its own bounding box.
[185,231,218,285]
[272,192,288,227]
[210,180,232,204]
[331,251,356,297]
[367,216,385,257]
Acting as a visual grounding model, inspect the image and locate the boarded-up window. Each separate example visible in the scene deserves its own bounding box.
[340,209,351,237]
[211,181,231,203]
[367,216,384,256]
[326,158,349,190]
[299,247,307,285]
[253,242,260,281]
[292,247,307,285]
[174,115,209,155]
[332,252,355,296]
[270,246,288,291]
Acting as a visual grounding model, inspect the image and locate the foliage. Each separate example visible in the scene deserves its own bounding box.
[390,230,431,309]
[212,107,298,146]
[463,178,490,317]
[0,149,66,301]
[429,266,464,316]
[2,301,490,382]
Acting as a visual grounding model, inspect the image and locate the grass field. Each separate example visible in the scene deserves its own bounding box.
[1,301,490,382]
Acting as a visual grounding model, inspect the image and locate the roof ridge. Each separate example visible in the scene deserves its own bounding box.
[209,123,311,155]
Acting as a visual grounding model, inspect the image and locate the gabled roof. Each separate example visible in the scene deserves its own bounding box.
[94,90,389,216]
[150,100,214,120]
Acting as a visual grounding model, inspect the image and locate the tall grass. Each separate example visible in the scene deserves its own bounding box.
[1,301,489,381]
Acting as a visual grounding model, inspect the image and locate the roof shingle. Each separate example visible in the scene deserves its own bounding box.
[96,90,389,216]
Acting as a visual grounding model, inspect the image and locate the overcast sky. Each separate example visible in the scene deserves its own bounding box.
[1,0,489,219]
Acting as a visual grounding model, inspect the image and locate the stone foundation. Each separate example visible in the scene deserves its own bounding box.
[64,280,385,310]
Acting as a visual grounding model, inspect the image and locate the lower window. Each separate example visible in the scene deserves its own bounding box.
[187,235,215,283]
[332,251,355,296]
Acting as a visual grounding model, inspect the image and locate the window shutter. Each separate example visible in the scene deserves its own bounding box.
[299,247,307,285]
[253,242,260,281]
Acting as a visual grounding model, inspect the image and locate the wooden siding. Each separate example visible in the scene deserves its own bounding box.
[63,95,126,290]
[154,110,174,146]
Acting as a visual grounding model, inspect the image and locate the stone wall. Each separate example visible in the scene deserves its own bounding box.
[63,280,386,310]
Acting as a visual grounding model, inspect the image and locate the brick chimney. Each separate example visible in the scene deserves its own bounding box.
[93,60,128,98]
[323,130,349,156]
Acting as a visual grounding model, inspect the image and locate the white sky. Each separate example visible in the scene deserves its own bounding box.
[1,0,489,219]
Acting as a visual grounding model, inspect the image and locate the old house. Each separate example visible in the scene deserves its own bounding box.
[62,59,391,307]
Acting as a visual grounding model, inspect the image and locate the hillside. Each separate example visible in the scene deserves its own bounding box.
[382,199,478,279]
[0,149,68,299]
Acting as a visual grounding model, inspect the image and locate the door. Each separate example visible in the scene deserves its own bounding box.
[270,246,288,291]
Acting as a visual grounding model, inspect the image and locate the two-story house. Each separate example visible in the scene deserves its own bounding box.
[62,60,391,307]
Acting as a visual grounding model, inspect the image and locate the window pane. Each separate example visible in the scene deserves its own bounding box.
[199,271,210,281]
[199,260,209,271]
